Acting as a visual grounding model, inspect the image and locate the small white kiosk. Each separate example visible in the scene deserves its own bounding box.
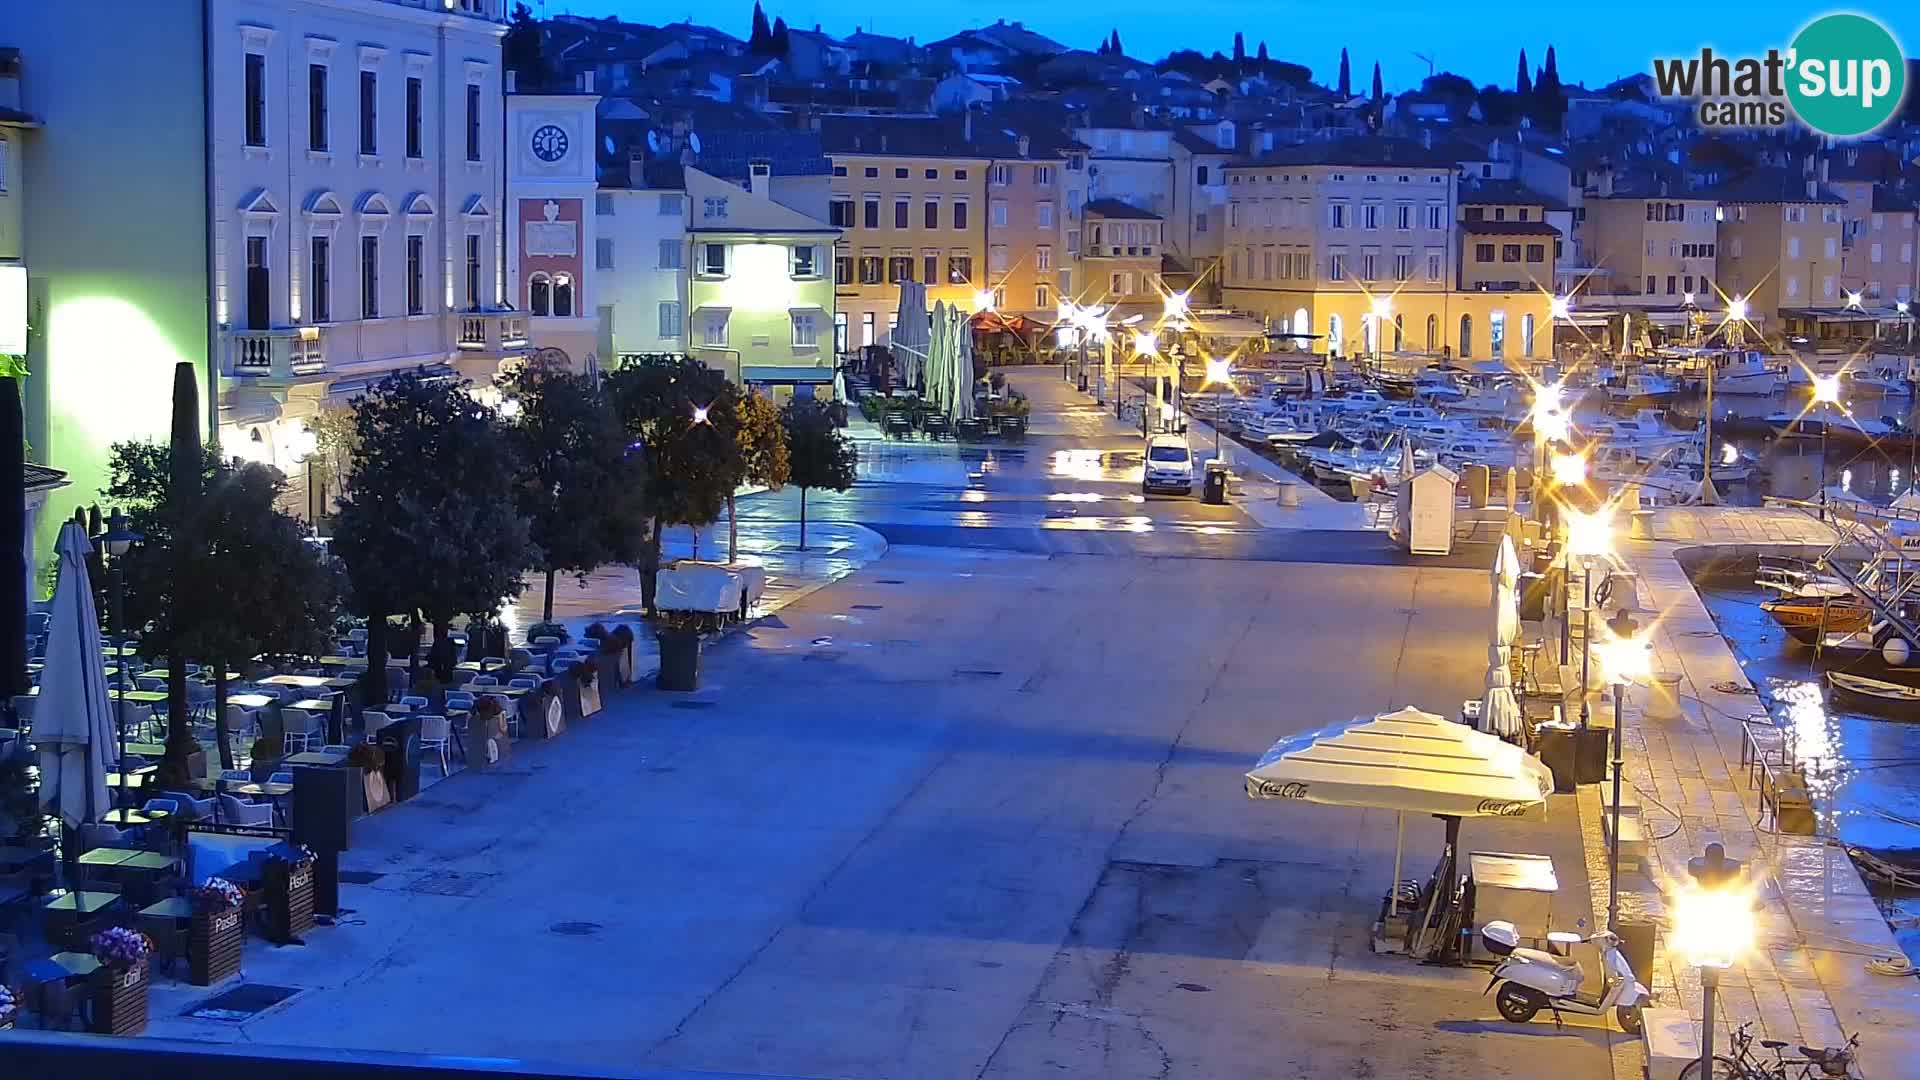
[1395,463,1459,555]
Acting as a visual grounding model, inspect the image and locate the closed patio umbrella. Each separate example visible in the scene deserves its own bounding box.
[955,318,977,422]
[1480,684,1524,739]
[36,521,115,833]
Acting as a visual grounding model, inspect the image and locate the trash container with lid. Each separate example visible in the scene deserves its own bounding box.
[1534,721,1580,793]
[1574,724,1610,784]
[1202,461,1229,504]
[376,714,423,803]
[657,628,703,691]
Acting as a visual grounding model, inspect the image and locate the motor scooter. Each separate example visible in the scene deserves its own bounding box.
[1480,921,1647,1033]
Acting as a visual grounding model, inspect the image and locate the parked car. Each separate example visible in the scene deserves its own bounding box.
[1142,434,1196,495]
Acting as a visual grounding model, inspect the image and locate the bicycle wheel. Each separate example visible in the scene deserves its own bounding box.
[1676,1056,1744,1080]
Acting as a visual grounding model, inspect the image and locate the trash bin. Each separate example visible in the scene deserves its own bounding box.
[375,714,422,803]
[1202,461,1229,504]
[656,629,702,691]
[1535,721,1580,793]
[1276,481,1301,508]
[1615,919,1656,987]
[1462,463,1491,508]
[1575,724,1610,784]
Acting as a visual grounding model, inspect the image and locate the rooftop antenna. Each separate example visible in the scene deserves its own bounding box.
[1412,52,1435,79]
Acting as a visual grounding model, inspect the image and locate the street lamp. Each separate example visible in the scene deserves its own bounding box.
[1134,333,1159,435]
[972,288,996,313]
[95,508,143,807]
[1674,844,1754,1077]
[1596,608,1651,928]
[1205,355,1233,459]
[1565,507,1614,731]
[1810,373,1842,521]
[1369,297,1392,363]
[1529,382,1569,519]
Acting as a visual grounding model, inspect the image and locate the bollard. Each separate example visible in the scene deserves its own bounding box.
[1645,671,1683,722]
[1277,481,1301,508]
[1462,463,1490,508]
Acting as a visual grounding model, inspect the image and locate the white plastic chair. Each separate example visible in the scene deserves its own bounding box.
[508,676,539,690]
[281,710,320,753]
[418,715,451,777]
[219,793,273,827]
[400,695,429,712]
[471,674,499,687]
[363,711,393,737]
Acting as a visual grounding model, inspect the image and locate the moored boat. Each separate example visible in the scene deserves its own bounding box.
[1826,670,1920,719]
[1762,595,1871,641]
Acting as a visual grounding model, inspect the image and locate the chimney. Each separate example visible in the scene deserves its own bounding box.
[963,110,973,143]
[630,153,646,189]
[1820,156,1830,182]
[1017,134,1030,157]
[505,69,518,94]
[1807,177,1817,199]
[578,70,594,94]
[1420,127,1432,149]
[880,133,889,152]
[750,162,772,199]
[1597,165,1613,198]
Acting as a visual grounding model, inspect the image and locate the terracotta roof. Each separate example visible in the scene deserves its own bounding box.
[1461,220,1561,236]
[1459,179,1567,211]
[1231,136,1459,170]
[1084,198,1160,220]
[1698,167,1845,205]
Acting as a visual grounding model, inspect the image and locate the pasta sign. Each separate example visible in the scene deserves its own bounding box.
[0,264,24,356]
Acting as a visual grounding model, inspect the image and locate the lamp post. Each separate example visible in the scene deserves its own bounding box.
[1597,608,1650,928]
[1674,844,1752,1078]
[1551,451,1588,666]
[1205,356,1232,460]
[1369,296,1392,366]
[1530,381,1569,521]
[1565,507,1613,731]
[1810,373,1842,521]
[1134,332,1159,437]
[95,508,143,808]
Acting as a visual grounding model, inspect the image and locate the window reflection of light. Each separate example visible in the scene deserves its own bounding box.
[1047,492,1103,503]
[961,489,988,502]
[1049,449,1106,481]
[955,510,991,529]
[1842,468,1853,493]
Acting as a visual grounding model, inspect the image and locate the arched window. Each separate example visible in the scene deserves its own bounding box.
[1458,313,1473,358]
[1521,313,1537,358]
[1327,313,1344,358]
[1425,314,1439,352]
[1393,314,1405,352]
[1292,307,1309,341]
[553,274,574,317]
[529,273,550,316]
[1362,314,1377,355]
[1489,310,1507,358]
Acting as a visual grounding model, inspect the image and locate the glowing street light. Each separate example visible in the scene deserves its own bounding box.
[1550,450,1587,487]
[691,404,710,425]
[1682,291,1696,306]
[1565,505,1613,560]
[1675,843,1754,1076]
[1561,505,1612,688]
[1549,294,1572,320]
[1811,373,1842,521]
[972,288,996,312]
[1164,291,1190,320]
[1597,607,1651,928]
[1845,290,1863,310]
[1133,332,1158,356]
[1727,295,1749,323]
[1204,355,1232,457]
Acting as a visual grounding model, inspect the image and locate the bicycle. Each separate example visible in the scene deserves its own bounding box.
[1679,1020,1860,1079]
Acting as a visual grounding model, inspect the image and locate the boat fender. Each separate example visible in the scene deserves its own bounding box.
[1885,637,1912,667]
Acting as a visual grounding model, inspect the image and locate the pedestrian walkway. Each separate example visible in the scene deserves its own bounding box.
[1570,504,1920,1078]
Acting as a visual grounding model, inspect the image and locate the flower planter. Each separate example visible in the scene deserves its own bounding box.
[90,960,149,1036]
[361,768,391,814]
[264,858,316,944]
[190,905,245,986]
[469,709,512,770]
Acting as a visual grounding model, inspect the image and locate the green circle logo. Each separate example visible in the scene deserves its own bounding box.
[1787,14,1906,137]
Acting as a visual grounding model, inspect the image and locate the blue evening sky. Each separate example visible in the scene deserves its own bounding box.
[543,2,1917,95]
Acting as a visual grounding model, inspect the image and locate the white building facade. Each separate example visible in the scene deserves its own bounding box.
[505,86,600,370]
[602,176,690,360]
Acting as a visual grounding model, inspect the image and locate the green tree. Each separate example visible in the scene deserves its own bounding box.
[605,355,743,609]
[747,2,772,52]
[163,361,202,761]
[1516,49,1532,96]
[332,371,533,696]
[1232,32,1245,65]
[1371,61,1384,104]
[781,400,856,551]
[770,16,791,56]
[502,358,648,622]
[729,390,790,563]
[1534,45,1566,130]
[504,2,548,89]
[304,405,358,525]
[1337,47,1351,97]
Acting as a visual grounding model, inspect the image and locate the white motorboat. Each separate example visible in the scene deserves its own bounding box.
[1706,349,1784,395]
[1319,388,1392,414]
[1606,371,1681,404]
[1450,382,1526,419]
[1413,368,1468,402]
[1580,409,1688,452]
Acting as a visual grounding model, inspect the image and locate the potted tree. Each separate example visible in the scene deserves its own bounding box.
[89,926,153,1035]
[348,743,389,812]
[610,624,637,688]
[576,657,601,717]
[262,844,317,945]
[188,877,246,985]
[0,985,18,1031]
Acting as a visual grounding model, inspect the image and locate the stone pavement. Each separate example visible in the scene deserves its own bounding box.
[1570,504,1920,1078]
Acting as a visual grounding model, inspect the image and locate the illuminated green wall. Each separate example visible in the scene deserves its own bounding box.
[13,4,209,559]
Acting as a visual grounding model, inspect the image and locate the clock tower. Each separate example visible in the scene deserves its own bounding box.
[506,77,601,371]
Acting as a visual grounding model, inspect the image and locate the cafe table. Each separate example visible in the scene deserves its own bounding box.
[260,674,335,690]
[124,741,169,759]
[40,952,102,979]
[287,697,336,714]
[75,847,138,868]
[101,808,157,827]
[106,771,153,790]
[140,896,196,921]
[229,693,279,711]
[316,655,358,669]
[285,749,348,767]
[462,683,528,696]
[44,890,121,916]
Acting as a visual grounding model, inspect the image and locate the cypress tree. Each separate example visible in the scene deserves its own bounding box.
[1517,49,1532,96]
[1337,48,1351,98]
[1233,32,1245,64]
[1371,61,1383,104]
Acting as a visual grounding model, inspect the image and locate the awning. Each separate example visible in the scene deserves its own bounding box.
[221,387,284,426]
[741,365,836,384]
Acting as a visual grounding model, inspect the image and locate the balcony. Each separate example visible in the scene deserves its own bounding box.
[1083,244,1156,259]
[457,310,530,353]
[228,327,327,380]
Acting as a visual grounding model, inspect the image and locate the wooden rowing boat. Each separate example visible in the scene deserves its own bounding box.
[1825,671,1920,719]
[1762,595,1870,642]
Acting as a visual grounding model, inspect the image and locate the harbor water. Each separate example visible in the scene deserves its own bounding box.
[1695,575,1920,965]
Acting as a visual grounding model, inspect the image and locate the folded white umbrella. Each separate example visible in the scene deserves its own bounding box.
[1493,533,1521,589]
[36,521,114,830]
[1481,685,1524,739]
[1492,580,1519,648]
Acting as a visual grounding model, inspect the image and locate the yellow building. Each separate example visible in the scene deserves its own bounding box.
[822,117,990,351]
[1709,168,1846,327]
[1220,137,1554,363]
[683,167,841,400]
[1082,200,1165,306]
[1580,175,1718,302]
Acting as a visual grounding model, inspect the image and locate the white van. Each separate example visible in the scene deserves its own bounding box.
[1142,434,1195,495]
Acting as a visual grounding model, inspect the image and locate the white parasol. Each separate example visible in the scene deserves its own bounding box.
[36,521,115,830]
[954,315,976,421]
[1493,533,1521,589]
[927,301,949,409]
[1480,684,1525,739]
[894,281,929,390]
[1246,706,1555,915]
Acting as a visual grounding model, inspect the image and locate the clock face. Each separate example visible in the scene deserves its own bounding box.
[530,124,569,163]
